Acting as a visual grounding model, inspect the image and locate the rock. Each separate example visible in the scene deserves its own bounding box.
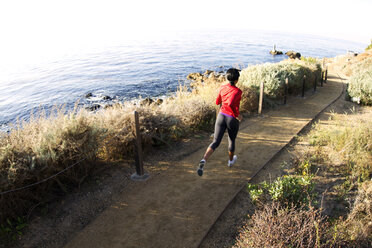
[347,50,358,57]
[203,70,213,75]
[187,72,203,81]
[270,50,283,55]
[102,95,112,100]
[86,104,101,111]
[270,45,283,55]
[140,98,154,106]
[285,51,301,59]
[85,93,93,98]
[208,73,218,80]
[155,99,163,105]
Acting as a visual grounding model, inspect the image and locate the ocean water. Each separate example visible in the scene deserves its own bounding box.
[0,30,365,131]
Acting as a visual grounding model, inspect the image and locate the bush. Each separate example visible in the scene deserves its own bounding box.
[347,59,372,105]
[234,201,330,248]
[238,85,258,113]
[239,60,321,99]
[0,109,103,221]
[247,175,315,207]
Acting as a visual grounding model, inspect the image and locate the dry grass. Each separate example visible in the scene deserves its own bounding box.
[298,108,372,246]
[308,109,372,183]
[0,107,103,220]
[327,49,372,77]
[333,180,372,247]
[234,202,329,248]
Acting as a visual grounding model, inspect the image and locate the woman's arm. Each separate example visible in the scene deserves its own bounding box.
[216,92,222,105]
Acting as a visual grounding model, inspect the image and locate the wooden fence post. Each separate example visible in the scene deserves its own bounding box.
[131,111,149,181]
[284,78,288,105]
[325,67,328,83]
[314,75,317,92]
[321,71,324,87]
[302,75,306,98]
[258,81,264,115]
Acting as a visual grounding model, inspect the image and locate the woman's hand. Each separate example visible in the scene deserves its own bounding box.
[237,115,243,122]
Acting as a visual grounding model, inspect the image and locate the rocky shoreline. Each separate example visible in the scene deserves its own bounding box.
[82,48,305,112]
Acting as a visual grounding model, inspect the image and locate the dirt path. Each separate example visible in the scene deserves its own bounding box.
[64,72,344,248]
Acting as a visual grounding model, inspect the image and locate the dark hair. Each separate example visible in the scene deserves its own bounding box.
[226,68,240,85]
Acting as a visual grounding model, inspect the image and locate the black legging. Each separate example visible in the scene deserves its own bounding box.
[209,113,239,152]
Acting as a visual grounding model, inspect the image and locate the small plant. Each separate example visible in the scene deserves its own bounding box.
[269,175,315,206]
[334,179,353,201]
[246,183,264,202]
[247,174,315,207]
[0,216,27,245]
[298,160,311,176]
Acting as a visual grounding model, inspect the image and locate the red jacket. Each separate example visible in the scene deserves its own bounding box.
[216,84,242,118]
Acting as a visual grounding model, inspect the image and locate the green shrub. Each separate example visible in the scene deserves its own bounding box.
[247,174,314,207]
[239,60,321,99]
[347,59,372,105]
[0,216,27,245]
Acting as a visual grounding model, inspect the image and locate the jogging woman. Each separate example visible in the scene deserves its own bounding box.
[197,68,242,176]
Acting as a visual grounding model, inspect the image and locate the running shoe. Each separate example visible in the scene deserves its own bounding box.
[228,155,237,167]
[197,160,205,176]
